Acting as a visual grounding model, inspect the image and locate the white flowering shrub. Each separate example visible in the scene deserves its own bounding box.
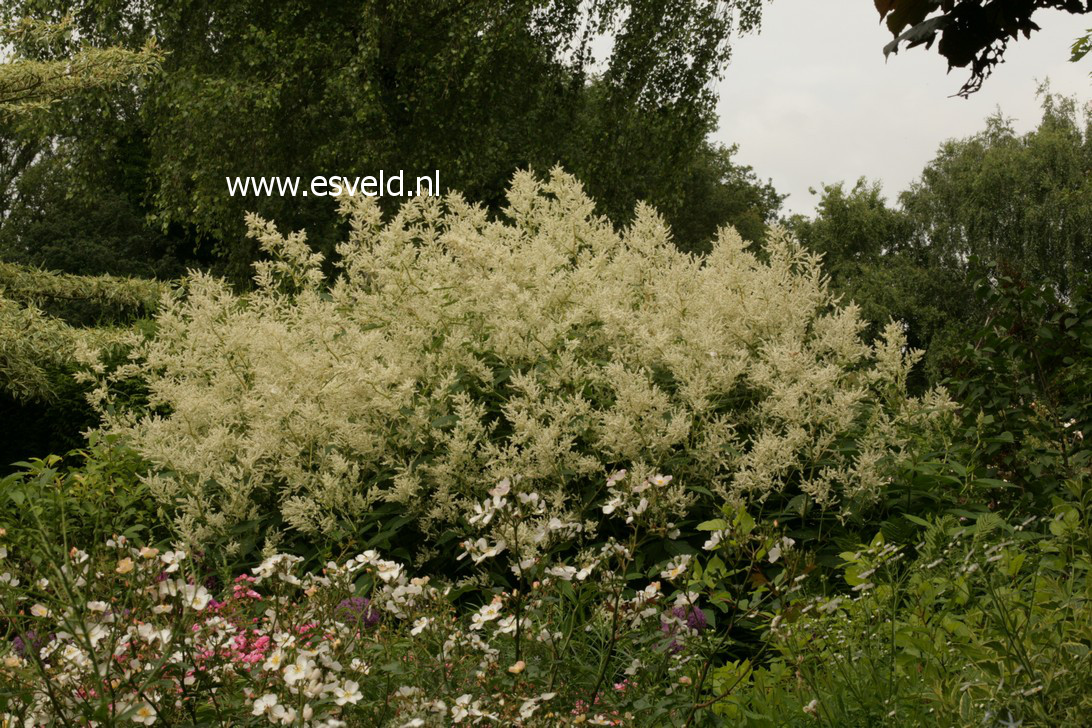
[83,169,950,551]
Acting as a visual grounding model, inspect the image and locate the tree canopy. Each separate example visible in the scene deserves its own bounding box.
[0,0,777,280]
[792,91,1092,385]
[900,91,1092,295]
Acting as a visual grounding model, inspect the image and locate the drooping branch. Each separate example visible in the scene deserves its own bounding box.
[0,16,162,116]
[875,0,1092,96]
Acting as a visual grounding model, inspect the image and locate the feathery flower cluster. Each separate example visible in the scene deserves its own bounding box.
[80,169,952,549]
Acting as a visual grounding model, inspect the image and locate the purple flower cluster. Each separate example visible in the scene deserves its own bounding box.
[661,604,707,653]
[12,630,48,657]
[670,605,708,632]
[335,597,381,629]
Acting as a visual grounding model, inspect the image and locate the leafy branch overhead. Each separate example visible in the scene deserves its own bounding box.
[0,16,161,117]
[1074,27,1092,69]
[875,0,1092,96]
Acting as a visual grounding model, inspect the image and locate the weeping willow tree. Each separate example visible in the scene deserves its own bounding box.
[0,17,164,465]
[0,262,164,399]
[0,262,166,470]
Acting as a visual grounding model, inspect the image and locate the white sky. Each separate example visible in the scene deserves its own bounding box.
[713,0,1092,216]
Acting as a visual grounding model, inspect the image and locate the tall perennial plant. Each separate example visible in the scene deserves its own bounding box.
[81,169,952,554]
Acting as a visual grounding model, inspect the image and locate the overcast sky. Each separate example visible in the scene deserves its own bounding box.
[713,1,1092,216]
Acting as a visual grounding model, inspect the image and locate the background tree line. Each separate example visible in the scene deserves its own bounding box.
[0,0,778,284]
[790,91,1092,387]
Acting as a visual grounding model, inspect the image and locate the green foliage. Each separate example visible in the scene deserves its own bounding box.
[792,179,912,266]
[0,435,164,560]
[0,15,174,280]
[794,93,1092,388]
[0,152,189,281]
[739,493,1092,727]
[0,261,162,472]
[789,180,968,387]
[0,15,161,116]
[1073,27,1092,68]
[673,245,1091,724]
[0,261,164,320]
[0,293,75,401]
[947,273,1092,509]
[900,92,1092,299]
[696,269,1092,725]
[845,266,1091,560]
[0,358,97,474]
[663,143,783,255]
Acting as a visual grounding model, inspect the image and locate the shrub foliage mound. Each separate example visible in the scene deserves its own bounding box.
[85,170,949,553]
